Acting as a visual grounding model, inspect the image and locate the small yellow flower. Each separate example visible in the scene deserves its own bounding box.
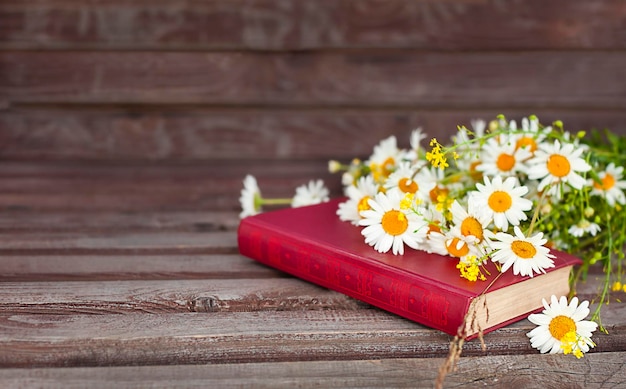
[400,193,415,210]
[560,331,576,355]
[612,281,623,292]
[456,255,487,282]
[435,193,454,214]
[425,138,449,169]
[560,331,588,359]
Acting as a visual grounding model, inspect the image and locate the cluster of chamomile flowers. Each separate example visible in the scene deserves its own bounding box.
[328,114,626,358]
[333,116,626,284]
[238,114,626,357]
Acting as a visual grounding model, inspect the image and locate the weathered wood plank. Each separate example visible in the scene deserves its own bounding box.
[0,161,339,212]
[3,51,626,108]
[0,353,624,388]
[0,270,616,314]
[2,107,625,162]
[0,231,237,255]
[0,210,240,232]
[0,278,366,314]
[0,311,622,367]
[0,310,445,367]
[0,254,284,282]
[1,0,625,51]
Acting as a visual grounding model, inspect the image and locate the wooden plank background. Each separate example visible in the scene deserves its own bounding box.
[2,1,626,169]
[1,1,626,387]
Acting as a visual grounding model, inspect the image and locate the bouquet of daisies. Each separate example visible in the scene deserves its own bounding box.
[240,114,626,358]
[332,116,624,291]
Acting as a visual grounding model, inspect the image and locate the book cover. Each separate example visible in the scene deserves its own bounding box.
[237,198,582,337]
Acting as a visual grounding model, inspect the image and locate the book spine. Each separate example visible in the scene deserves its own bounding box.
[238,219,470,336]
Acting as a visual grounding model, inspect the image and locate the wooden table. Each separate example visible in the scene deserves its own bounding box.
[0,161,624,388]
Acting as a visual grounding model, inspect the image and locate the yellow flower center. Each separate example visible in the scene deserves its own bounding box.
[488,191,512,213]
[547,154,571,178]
[446,237,469,258]
[382,157,395,177]
[469,160,483,181]
[496,153,516,172]
[594,173,616,191]
[381,210,408,236]
[398,177,418,193]
[511,240,537,259]
[461,217,484,242]
[516,136,538,152]
[428,222,442,234]
[357,196,371,213]
[549,315,577,341]
[429,186,449,203]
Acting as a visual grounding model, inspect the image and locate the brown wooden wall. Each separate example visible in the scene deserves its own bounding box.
[2,0,626,213]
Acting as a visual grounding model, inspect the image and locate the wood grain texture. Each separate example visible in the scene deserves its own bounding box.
[0,353,625,388]
[0,278,366,314]
[0,310,446,367]
[2,107,626,162]
[1,275,613,316]
[0,161,340,212]
[3,51,626,108]
[0,311,623,368]
[1,0,625,51]
[0,210,240,232]
[0,254,284,282]
[0,231,237,255]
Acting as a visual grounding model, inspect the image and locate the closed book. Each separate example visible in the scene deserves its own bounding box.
[237,198,581,337]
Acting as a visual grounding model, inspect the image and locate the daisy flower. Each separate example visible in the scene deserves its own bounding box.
[471,175,533,231]
[449,199,491,245]
[453,119,486,153]
[568,219,601,238]
[490,226,555,277]
[477,136,532,177]
[405,127,427,162]
[337,175,379,225]
[384,162,432,200]
[527,295,598,358]
[589,162,626,207]
[510,116,548,153]
[419,204,449,255]
[291,179,330,208]
[420,166,462,213]
[367,135,404,182]
[527,139,591,196]
[428,227,484,263]
[239,175,262,218]
[359,190,428,255]
[427,231,470,261]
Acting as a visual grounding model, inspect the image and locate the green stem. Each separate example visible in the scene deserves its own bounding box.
[591,211,612,333]
[260,198,293,205]
[526,188,548,236]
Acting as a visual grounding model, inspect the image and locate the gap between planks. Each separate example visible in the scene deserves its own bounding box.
[0,310,623,368]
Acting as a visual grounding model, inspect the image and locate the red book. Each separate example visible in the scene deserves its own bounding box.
[238,198,582,337]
